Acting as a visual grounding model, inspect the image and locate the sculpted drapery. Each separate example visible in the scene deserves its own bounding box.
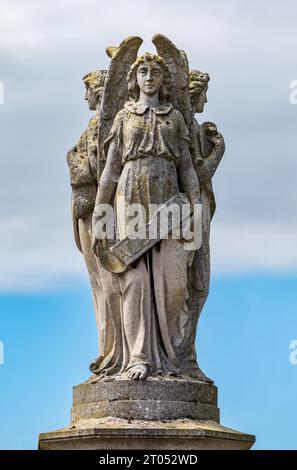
[67,35,225,383]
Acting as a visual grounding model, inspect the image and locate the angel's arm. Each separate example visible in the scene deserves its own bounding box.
[198,132,225,184]
[179,139,201,206]
[93,139,122,209]
[92,137,122,250]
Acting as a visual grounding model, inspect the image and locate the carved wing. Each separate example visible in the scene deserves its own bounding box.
[97,36,143,180]
[152,33,192,127]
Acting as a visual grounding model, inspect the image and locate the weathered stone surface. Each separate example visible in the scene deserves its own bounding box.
[72,400,219,423]
[67,34,226,382]
[39,418,255,450]
[71,378,219,423]
[73,378,217,405]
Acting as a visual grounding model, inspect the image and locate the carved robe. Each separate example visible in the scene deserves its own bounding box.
[94,102,197,376]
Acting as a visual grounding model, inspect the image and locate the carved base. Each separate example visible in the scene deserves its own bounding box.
[38,377,255,450]
[39,418,255,450]
[71,377,219,423]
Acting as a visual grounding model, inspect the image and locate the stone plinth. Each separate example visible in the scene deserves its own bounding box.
[39,417,255,450]
[71,378,219,423]
[39,377,255,450]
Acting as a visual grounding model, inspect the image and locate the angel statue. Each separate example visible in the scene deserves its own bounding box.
[40,33,257,453]
[68,35,225,383]
[165,69,226,384]
[67,69,124,367]
[90,34,203,382]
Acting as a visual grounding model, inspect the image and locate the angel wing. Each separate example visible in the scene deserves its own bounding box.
[152,33,192,127]
[97,36,143,180]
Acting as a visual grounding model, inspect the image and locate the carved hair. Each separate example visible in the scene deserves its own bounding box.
[127,53,171,102]
[189,70,209,100]
[83,70,107,99]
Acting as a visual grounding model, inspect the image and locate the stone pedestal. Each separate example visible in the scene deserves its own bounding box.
[71,378,220,422]
[39,377,255,450]
[39,418,255,450]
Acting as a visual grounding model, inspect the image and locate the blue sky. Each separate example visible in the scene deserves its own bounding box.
[1,0,297,450]
[1,274,297,449]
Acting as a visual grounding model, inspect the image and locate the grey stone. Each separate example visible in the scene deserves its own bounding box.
[39,418,255,450]
[67,34,226,382]
[71,378,219,423]
[73,378,217,405]
[71,399,219,423]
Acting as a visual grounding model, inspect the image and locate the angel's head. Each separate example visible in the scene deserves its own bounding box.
[127,53,171,102]
[189,70,210,114]
[83,70,107,110]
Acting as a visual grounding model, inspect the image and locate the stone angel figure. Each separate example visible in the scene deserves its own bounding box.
[147,37,225,382]
[68,34,225,384]
[91,35,207,381]
[66,69,107,350]
[182,69,225,380]
[67,38,143,377]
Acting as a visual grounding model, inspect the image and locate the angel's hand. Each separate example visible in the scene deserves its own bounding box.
[202,121,224,148]
[209,132,225,149]
[92,236,108,256]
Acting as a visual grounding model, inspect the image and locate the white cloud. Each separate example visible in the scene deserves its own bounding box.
[0,210,84,291]
[0,0,297,290]
[1,212,297,292]
[212,221,297,274]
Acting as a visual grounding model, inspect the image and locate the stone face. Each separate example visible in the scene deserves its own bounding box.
[39,418,255,450]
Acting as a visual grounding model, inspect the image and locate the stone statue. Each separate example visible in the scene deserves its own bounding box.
[67,69,122,365]
[67,70,106,344]
[39,35,256,450]
[67,35,225,383]
[175,70,226,381]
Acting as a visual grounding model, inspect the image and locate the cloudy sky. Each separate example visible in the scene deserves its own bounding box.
[1,0,297,290]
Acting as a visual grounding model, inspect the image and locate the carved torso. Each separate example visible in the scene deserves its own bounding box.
[108,101,190,167]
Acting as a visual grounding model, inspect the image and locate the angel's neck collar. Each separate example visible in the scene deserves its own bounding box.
[124,101,173,115]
